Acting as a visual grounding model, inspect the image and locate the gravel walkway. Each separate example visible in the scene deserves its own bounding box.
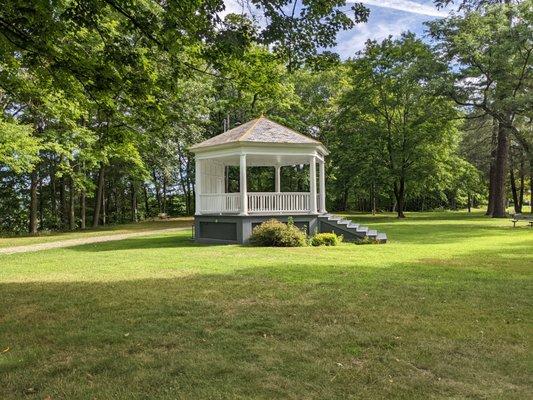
[0,227,189,255]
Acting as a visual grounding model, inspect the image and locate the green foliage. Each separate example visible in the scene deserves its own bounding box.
[249,219,307,247]
[257,0,369,70]
[0,119,41,173]
[355,236,378,245]
[310,232,342,246]
[428,1,532,163]
[0,0,516,235]
[337,33,461,216]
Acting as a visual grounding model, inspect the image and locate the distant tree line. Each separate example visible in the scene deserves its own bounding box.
[0,0,530,234]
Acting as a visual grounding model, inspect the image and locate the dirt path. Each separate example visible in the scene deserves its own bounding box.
[0,227,189,255]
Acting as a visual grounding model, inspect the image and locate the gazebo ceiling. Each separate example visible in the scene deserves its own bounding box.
[190,117,326,153]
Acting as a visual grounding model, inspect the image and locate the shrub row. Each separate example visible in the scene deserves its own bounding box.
[249,219,344,247]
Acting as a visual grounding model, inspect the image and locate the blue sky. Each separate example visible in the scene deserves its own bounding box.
[222,0,453,59]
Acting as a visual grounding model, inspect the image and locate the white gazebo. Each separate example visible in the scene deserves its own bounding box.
[191,117,328,217]
[189,117,327,243]
[190,116,386,244]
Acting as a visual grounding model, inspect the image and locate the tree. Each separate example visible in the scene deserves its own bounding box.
[0,0,371,235]
[428,1,532,216]
[0,119,40,174]
[338,33,460,218]
[253,0,369,71]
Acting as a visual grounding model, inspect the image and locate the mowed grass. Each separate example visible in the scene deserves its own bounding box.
[0,218,193,248]
[0,211,531,399]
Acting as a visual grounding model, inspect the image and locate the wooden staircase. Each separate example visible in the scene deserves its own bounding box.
[318,214,387,243]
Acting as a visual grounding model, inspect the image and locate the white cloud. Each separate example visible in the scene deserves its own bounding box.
[353,0,449,17]
[336,17,416,57]
[219,0,247,19]
[219,0,449,59]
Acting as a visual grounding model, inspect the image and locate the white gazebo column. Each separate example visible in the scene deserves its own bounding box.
[240,154,248,215]
[319,159,326,213]
[309,155,317,214]
[195,158,202,215]
[275,165,281,192]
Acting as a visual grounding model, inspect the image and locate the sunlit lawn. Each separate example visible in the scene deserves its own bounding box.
[0,211,531,399]
[0,217,193,248]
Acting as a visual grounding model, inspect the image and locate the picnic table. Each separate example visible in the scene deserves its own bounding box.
[511,214,533,228]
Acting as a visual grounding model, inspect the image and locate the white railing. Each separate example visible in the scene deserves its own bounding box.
[248,192,310,213]
[199,193,241,214]
[199,192,313,214]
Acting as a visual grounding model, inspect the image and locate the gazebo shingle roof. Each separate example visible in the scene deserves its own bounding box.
[190,117,320,150]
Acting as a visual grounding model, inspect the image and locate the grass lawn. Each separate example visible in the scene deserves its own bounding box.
[0,218,193,248]
[0,211,531,399]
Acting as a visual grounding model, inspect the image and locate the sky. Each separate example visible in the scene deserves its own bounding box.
[222,0,454,59]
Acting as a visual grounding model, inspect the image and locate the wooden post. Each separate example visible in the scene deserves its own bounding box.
[319,159,326,213]
[240,154,248,215]
[195,158,202,215]
[309,155,317,214]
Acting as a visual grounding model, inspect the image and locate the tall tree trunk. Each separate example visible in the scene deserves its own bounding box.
[162,175,167,214]
[518,159,525,212]
[143,184,150,217]
[50,161,57,227]
[153,170,162,213]
[371,182,377,215]
[492,122,509,218]
[530,161,533,214]
[187,163,194,215]
[467,192,472,213]
[80,190,86,229]
[486,119,499,215]
[177,150,192,216]
[130,181,138,222]
[340,184,348,211]
[393,177,406,218]
[29,170,39,235]
[92,163,105,228]
[509,166,521,214]
[38,177,44,229]
[59,176,67,228]
[68,177,75,230]
[102,180,107,225]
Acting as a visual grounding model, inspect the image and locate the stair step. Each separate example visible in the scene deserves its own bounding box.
[320,216,387,244]
[376,233,387,242]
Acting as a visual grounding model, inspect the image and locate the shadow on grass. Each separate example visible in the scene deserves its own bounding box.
[1,251,531,400]
[68,231,229,252]
[62,219,530,251]
[0,218,194,246]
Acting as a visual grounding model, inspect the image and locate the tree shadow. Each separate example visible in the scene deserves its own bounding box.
[68,232,231,252]
[1,242,531,399]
